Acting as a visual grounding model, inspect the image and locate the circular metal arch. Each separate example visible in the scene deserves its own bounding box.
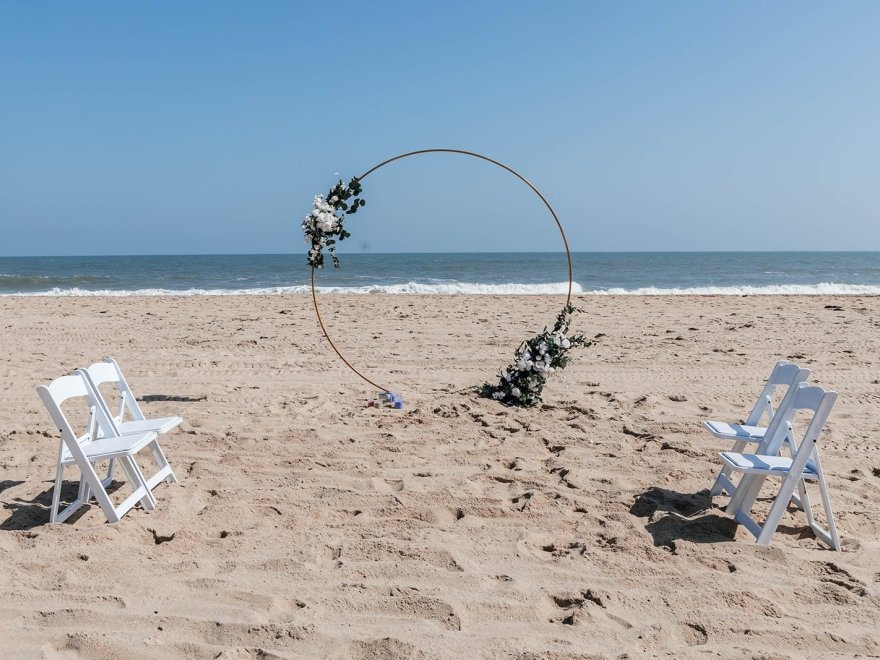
[310,148,574,393]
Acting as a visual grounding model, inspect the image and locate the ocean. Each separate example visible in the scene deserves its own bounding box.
[1,252,880,296]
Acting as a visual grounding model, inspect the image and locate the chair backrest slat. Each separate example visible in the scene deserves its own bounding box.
[36,374,115,465]
[766,362,804,386]
[761,384,836,459]
[744,361,810,426]
[82,358,146,423]
[83,361,118,386]
[43,374,90,406]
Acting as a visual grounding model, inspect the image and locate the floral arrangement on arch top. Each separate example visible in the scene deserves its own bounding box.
[302,177,365,269]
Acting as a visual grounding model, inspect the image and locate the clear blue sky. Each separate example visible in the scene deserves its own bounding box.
[1,1,878,256]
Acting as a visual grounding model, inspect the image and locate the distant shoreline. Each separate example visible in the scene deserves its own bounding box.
[3,287,880,297]
[2,252,880,296]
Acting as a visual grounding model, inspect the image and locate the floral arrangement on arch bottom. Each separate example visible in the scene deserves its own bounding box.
[302,176,590,408]
[479,304,591,407]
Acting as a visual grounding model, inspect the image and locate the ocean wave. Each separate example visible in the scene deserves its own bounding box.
[585,283,880,295]
[314,281,584,295]
[2,281,583,296]
[4,281,880,297]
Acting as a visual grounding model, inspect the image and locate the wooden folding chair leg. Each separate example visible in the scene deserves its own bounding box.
[794,480,810,514]
[815,471,841,551]
[726,472,764,515]
[50,464,65,523]
[756,472,802,546]
[783,435,805,510]
[84,463,123,523]
[119,457,156,510]
[51,465,95,524]
[711,439,748,497]
[798,452,841,551]
[148,441,177,485]
[78,475,92,506]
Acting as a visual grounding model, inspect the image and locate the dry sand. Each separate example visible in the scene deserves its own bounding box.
[0,294,878,658]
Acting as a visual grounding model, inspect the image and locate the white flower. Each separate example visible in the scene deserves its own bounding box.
[317,214,337,232]
[330,196,338,203]
[492,390,504,400]
[510,387,521,398]
[311,196,335,216]
[561,338,571,349]
[502,370,512,382]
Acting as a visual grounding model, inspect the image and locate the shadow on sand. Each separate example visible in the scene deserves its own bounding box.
[1,480,123,530]
[631,486,737,549]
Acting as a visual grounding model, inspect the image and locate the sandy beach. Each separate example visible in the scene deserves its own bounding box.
[1,293,878,658]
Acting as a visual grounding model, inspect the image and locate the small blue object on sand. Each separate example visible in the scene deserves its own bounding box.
[368,391,404,410]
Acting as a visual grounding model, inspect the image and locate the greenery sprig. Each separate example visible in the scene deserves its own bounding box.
[302,177,366,269]
[480,304,591,407]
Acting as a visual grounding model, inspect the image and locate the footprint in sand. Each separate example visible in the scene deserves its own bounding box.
[547,591,632,630]
[511,491,533,512]
[518,535,587,561]
[368,477,405,493]
[306,543,343,571]
[344,636,430,659]
[673,622,708,646]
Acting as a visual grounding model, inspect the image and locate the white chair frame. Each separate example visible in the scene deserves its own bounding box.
[37,374,158,524]
[721,384,840,550]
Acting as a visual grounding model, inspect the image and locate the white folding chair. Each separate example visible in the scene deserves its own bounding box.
[705,361,810,497]
[37,373,158,524]
[77,359,179,491]
[720,384,840,550]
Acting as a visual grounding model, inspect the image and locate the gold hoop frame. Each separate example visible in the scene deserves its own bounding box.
[310,148,574,393]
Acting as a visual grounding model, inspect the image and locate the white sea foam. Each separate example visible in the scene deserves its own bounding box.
[4,281,880,297]
[3,281,583,296]
[585,283,880,296]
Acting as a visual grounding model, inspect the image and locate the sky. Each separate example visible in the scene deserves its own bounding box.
[1,1,878,256]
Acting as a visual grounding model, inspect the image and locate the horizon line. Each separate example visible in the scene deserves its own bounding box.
[2,249,880,259]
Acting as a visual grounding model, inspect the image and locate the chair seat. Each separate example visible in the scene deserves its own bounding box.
[704,420,766,441]
[62,431,158,464]
[719,451,817,478]
[116,416,183,436]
